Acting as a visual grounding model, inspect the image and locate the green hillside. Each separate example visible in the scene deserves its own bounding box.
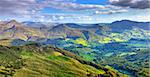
[0,43,127,77]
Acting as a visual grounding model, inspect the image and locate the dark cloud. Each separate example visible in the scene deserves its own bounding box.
[0,0,40,16]
[109,0,150,9]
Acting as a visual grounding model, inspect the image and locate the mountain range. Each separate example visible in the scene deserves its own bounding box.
[0,20,149,46]
[0,20,149,77]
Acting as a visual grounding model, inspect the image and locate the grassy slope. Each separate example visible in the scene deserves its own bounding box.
[0,43,127,77]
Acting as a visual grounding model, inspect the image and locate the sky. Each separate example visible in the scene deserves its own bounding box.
[0,0,150,23]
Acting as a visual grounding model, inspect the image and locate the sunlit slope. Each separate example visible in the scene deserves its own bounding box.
[0,43,127,77]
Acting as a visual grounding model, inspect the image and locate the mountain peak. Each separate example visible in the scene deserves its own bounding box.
[10,19,17,22]
[6,20,23,27]
[7,20,19,24]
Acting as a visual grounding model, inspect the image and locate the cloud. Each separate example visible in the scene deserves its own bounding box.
[29,13,101,23]
[0,0,38,17]
[0,0,128,22]
[136,15,150,21]
[0,0,125,16]
[40,0,128,16]
[42,0,124,11]
[94,9,128,14]
[109,0,150,9]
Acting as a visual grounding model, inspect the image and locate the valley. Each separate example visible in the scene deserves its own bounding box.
[0,20,149,77]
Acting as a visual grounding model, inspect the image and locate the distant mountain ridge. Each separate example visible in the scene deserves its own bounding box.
[0,20,45,41]
[22,21,46,28]
[109,20,150,32]
[0,19,149,46]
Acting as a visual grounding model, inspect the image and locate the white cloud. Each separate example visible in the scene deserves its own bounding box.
[0,0,137,23]
[136,16,150,21]
[95,9,128,14]
[42,0,124,11]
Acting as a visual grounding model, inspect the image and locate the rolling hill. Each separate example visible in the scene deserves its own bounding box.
[0,43,127,77]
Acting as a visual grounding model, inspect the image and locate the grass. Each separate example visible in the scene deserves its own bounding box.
[0,39,12,46]
[110,33,118,37]
[79,53,94,61]
[74,38,88,46]
[99,37,111,44]
[114,38,126,42]
[47,55,70,61]
[0,43,127,77]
